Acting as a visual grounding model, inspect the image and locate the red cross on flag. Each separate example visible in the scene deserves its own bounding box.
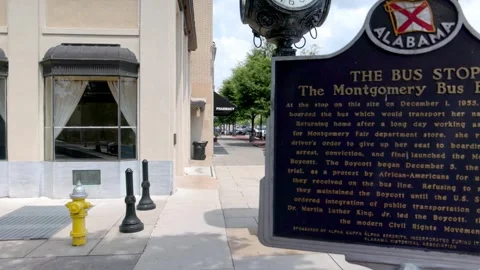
[385,0,436,36]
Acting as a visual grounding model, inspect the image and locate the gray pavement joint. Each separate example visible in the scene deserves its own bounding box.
[329,253,345,270]
[87,214,123,256]
[23,240,48,259]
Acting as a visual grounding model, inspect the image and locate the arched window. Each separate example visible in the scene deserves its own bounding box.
[41,44,139,161]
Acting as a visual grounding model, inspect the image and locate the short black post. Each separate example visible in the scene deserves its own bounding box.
[119,168,144,233]
[137,159,156,211]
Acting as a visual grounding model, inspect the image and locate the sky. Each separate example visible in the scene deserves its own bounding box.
[213,0,480,92]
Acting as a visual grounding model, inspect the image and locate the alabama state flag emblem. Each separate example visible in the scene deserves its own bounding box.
[385,0,436,36]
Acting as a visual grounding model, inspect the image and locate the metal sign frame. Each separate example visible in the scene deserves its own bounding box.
[258,0,480,269]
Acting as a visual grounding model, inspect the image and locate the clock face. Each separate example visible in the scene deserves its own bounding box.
[271,0,316,10]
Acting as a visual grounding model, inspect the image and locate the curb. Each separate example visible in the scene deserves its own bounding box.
[210,166,217,179]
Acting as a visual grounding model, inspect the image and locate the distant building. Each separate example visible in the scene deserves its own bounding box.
[0,0,212,198]
[190,0,214,167]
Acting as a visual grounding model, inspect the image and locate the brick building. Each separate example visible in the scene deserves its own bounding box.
[190,0,215,167]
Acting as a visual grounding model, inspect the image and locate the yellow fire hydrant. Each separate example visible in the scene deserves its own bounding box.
[65,181,92,246]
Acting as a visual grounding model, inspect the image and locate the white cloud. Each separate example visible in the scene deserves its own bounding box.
[213,0,254,91]
[304,2,376,54]
[213,0,480,91]
[460,0,480,31]
[214,36,251,90]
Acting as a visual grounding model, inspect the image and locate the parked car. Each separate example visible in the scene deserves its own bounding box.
[235,128,246,135]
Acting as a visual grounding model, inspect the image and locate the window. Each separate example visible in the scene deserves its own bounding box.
[41,43,139,161]
[45,77,137,161]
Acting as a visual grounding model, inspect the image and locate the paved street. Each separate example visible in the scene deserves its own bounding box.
[213,135,266,166]
[0,136,369,270]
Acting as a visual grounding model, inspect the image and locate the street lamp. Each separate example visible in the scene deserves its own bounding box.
[240,0,331,56]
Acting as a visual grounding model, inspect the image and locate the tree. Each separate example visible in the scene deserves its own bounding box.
[257,39,276,57]
[299,44,322,56]
[219,44,272,140]
[219,40,323,139]
[216,78,244,130]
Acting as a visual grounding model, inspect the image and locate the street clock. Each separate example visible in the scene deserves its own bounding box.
[240,0,331,56]
[270,0,316,11]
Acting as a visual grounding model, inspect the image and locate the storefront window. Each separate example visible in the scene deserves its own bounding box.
[45,77,137,161]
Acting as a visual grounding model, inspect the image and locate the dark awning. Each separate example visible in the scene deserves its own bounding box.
[214,92,236,116]
[40,43,139,77]
[0,48,7,77]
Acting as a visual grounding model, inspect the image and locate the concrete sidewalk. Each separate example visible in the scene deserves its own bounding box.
[211,165,369,270]
[135,165,368,270]
[0,196,167,270]
[0,178,369,270]
[0,137,370,269]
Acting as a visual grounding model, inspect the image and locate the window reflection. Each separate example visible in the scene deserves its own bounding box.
[121,128,136,160]
[55,128,118,160]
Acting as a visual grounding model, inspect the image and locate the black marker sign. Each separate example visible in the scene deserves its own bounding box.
[259,0,480,268]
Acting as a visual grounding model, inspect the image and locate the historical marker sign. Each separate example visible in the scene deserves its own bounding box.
[258,0,480,269]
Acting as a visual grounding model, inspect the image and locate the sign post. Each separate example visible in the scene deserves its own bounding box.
[259,0,480,269]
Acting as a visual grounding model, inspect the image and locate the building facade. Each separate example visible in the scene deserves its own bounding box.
[0,0,202,198]
[190,0,214,166]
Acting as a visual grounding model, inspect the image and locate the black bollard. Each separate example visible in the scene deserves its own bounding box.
[137,160,156,211]
[119,168,144,233]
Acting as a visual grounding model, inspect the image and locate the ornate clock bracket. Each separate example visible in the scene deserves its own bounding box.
[241,0,331,56]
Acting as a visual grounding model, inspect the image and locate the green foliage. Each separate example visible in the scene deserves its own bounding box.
[216,78,247,126]
[218,42,273,127]
[216,40,321,130]
[256,38,276,58]
[299,44,322,56]
[235,49,271,116]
